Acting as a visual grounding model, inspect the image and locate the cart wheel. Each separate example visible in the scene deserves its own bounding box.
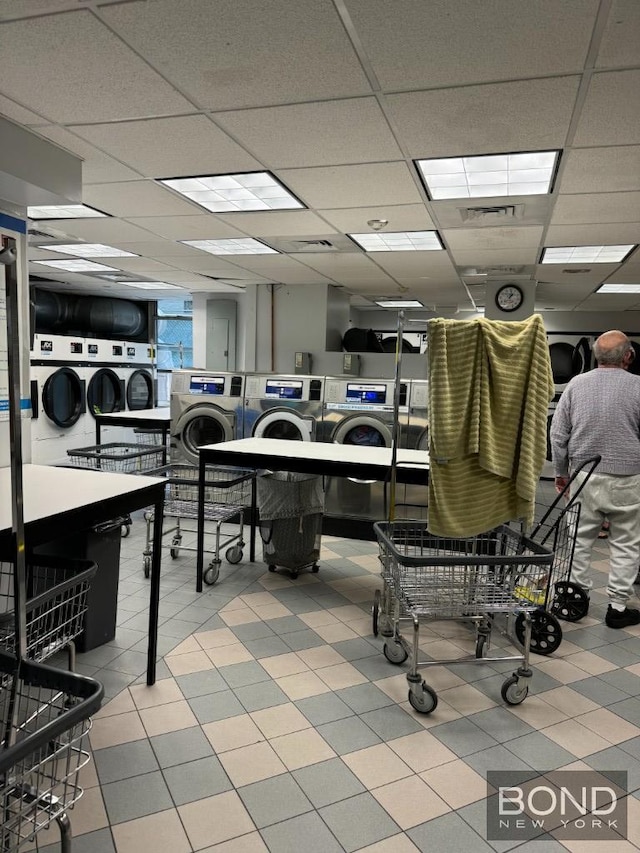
[170,547,179,559]
[372,589,381,637]
[408,682,438,715]
[475,633,488,659]
[514,610,563,656]
[143,555,151,579]
[204,561,220,586]
[550,582,590,623]
[268,565,277,573]
[383,641,409,665]
[501,675,529,705]
[225,546,243,564]
[290,570,299,579]
[121,523,131,539]
[311,564,320,573]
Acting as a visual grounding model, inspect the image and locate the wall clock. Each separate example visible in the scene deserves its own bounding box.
[495,284,524,313]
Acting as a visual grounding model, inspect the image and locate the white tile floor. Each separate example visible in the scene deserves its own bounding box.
[35,512,640,852]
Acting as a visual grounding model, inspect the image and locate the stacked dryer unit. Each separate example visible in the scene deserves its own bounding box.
[170,369,244,466]
[399,379,429,519]
[83,338,126,442]
[320,376,410,522]
[242,374,325,442]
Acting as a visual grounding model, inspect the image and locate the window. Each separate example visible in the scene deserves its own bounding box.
[156,299,193,405]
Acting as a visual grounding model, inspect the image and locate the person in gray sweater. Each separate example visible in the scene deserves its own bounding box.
[550,330,640,629]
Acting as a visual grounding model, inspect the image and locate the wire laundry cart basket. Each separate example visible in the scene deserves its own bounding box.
[142,463,255,585]
[374,520,554,714]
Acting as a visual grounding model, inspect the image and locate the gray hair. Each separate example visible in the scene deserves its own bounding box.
[593,336,631,365]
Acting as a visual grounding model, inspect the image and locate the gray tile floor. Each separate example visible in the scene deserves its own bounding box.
[38,511,640,852]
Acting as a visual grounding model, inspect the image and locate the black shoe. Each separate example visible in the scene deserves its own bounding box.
[605,606,640,629]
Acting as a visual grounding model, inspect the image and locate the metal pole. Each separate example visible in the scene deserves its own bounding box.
[388,310,405,522]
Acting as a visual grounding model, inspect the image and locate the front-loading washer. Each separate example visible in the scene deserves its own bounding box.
[243,374,325,441]
[171,369,244,466]
[320,377,409,522]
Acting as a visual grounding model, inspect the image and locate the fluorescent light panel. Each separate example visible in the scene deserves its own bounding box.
[349,231,442,252]
[181,238,278,255]
[375,300,424,308]
[160,171,303,212]
[542,245,635,264]
[417,150,559,199]
[123,281,183,290]
[597,284,640,293]
[33,259,120,272]
[27,204,107,219]
[38,243,138,258]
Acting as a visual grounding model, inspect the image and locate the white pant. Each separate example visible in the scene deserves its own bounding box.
[570,470,640,606]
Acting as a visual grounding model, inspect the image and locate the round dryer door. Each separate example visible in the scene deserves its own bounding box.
[549,343,577,385]
[42,368,84,428]
[127,369,154,410]
[627,342,640,376]
[253,411,312,441]
[334,416,392,448]
[87,368,124,417]
[175,404,234,466]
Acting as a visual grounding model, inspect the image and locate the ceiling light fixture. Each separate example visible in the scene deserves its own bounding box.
[349,231,443,252]
[32,259,120,272]
[416,150,560,200]
[597,284,640,294]
[123,281,184,290]
[375,299,425,308]
[541,245,636,264]
[180,238,278,255]
[27,204,108,219]
[38,243,138,258]
[159,171,304,213]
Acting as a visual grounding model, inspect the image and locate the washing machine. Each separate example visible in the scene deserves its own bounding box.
[171,369,244,466]
[30,333,90,465]
[320,377,410,521]
[547,334,593,394]
[243,374,325,441]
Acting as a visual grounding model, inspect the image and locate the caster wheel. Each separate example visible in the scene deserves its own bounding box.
[501,674,529,705]
[170,547,179,559]
[268,565,276,573]
[311,564,319,573]
[204,561,220,586]
[475,633,489,659]
[514,610,563,656]
[408,683,438,714]
[550,582,590,622]
[225,546,243,564]
[143,556,151,579]
[121,523,131,538]
[383,641,409,665]
[290,570,299,579]
[372,589,381,637]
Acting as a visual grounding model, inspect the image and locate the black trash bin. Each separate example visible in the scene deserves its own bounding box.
[34,517,123,651]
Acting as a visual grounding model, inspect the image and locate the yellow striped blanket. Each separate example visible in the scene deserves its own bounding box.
[427,313,554,536]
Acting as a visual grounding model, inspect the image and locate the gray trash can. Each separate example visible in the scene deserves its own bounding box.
[257,472,324,579]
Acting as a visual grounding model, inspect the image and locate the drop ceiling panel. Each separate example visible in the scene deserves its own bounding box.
[535,282,598,307]
[573,71,640,146]
[33,218,163,244]
[125,215,245,240]
[453,248,541,266]
[597,0,640,68]
[290,252,398,285]
[109,241,207,258]
[216,211,337,237]
[559,147,640,193]
[105,257,177,274]
[83,182,200,217]
[444,226,544,251]
[278,163,422,209]
[579,293,640,311]
[72,115,261,178]
[611,260,640,281]
[32,126,141,184]
[371,252,458,278]
[345,0,597,90]
[0,94,47,125]
[214,98,402,168]
[545,223,640,245]
[551,193,640,225]
[385,77,580,158]
[0,11,193,122]
[218,255,316,275]
[318,205,435,232]
[535,264,620,287]
[100,0,371,109]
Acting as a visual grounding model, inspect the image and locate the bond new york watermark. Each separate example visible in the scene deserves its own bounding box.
[487,770,628,842]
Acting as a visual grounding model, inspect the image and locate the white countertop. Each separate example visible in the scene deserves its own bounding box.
[95,408,171,422]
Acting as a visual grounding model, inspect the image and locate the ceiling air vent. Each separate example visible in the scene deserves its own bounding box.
[459,204,524,223]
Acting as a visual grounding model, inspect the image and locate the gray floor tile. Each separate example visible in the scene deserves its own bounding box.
[307,593,352,608]
[77,645,122,668]
[260,811,344,853]
[331,638,380,661]
[157,618,203,639]
[120,613,154,633]
[293,757,365,807]
[593,643,640,668]
[91,668,137,699]
[319,792,400,852]
[150,726,214,768]
[175,603,220,624]
[556,627,607,650]
[584,745,640,792]
[196,613,226,631]
[359,705,426,741]
[465,744,534,775]
[39,827,116,853]
[295,693,355,726]
[570,675,630,706]
[265,615,311,635]
[504,732,577,771]
[609,696,640,726]
[335,683,395,714]
[234,680,289,712]
[430,718,498,757]
[238,772,313,828]
[408,811,494,853]
[598,669,640,696]
[106,627,148,650]
[94,739,159,785]
[615,637,640,655]
[101,770,173,825]
[468,707,536,742]
[231,621,276,641]
[457,797,529,852]
[243,635,291,658]
[188,689,245,724]
[218,659,271,688]
[273,595,326,614]
[512,840,570,852]
[354,655,404,681]
[175,668,228,699]
[317,716,382,755]
[104,649,149,676]
[281,629,326,651]
[163,754,232,805]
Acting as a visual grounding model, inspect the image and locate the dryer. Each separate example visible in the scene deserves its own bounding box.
[547,334,592,394]
[84,339,126,434]
[398,379,430,519]
[542,393,562,480]
[320,377,409,522]
[171,370,244,466]
[30,333,89,465]
[243,374,324,441]
[122,341,155,412]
